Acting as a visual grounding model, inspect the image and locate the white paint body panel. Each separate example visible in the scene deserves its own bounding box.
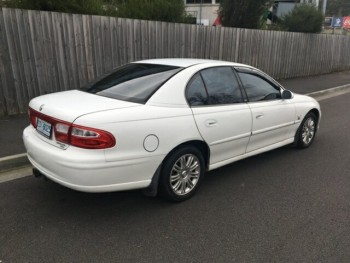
[247,99,295,152]
[23,59,321,193]
[30,90,140,122]
[23,125,159,192]
[191,104,252,165]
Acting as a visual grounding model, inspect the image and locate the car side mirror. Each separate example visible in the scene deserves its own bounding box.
[281,90,293,100]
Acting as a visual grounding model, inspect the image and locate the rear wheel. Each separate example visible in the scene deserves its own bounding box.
[296,112,317,148]
[159,146,205,202]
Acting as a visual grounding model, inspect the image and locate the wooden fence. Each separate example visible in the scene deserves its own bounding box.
[0,8,350,115]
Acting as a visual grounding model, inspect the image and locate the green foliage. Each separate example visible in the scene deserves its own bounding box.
[115,0,187,23]
[281,4,324,33]
[219,0,273,29]
[7,0,106,15]
[5,0,191,23]
[327,0,350,16]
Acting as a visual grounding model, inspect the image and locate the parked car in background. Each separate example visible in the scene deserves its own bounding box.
[23,59,321,201]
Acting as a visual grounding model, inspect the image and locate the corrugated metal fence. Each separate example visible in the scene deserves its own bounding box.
[0,8,350,115]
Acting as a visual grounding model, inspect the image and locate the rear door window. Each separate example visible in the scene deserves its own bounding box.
[186,67,243,106]
[201,67,243,105]
[186,73,208,106]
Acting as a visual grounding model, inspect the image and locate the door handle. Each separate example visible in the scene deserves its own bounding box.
[205,120,217,127]
[256,114,264,119]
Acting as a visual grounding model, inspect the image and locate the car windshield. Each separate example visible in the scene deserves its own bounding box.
[81,63,182,103]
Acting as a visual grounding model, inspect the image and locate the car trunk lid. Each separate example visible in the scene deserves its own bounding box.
[29,90,140,122]
[28,90,140,149]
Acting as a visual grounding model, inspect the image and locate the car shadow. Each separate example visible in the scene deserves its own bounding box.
[1,142,315,224]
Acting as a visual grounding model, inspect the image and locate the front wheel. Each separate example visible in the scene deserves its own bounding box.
[159,146,205,202]
[295,112,317,149]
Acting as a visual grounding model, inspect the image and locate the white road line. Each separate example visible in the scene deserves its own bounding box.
[0,165,33,183]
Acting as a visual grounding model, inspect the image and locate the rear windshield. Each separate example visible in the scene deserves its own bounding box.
[81,63,182,103]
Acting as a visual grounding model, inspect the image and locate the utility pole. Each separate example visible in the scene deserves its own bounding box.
[315,0,320,8]
[199,0,203,25]
[322,0,327,14]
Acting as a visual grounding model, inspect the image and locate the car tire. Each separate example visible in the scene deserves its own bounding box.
[295,112,317,149]
[159,146,205,202]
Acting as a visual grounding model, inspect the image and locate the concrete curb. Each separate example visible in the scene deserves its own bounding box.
[306,84,350,98]
[0,153,30,173]
[0,84,349,176]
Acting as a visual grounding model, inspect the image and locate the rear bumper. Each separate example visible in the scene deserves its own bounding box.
[23,126,164,192]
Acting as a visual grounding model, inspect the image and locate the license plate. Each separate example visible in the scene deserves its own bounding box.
[36,118,52,138]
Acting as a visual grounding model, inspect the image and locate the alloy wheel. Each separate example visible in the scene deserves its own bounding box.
[169,154,200,196]
[301,117,315,145]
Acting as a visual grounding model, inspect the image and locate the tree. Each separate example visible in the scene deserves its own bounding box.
[6,0,190,23]
[219,0,273,29]
[7,0,107,15]
[115,0,188,23]
[281,4,324,33]
[327,0,350,16]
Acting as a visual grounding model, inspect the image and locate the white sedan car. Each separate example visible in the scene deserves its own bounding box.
[23,59,321,201]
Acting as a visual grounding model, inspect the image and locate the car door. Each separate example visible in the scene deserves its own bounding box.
[186,66,252,165]
[235,68,295,153]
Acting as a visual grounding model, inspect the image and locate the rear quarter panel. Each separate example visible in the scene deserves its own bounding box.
[73,106,204,163]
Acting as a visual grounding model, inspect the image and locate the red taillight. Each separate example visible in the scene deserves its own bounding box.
[70,125,116,149]
[28,107,116,149]
[54,123,70,143]
[29,108,37,128]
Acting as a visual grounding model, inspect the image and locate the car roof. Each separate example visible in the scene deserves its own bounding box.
[132,58,249,68]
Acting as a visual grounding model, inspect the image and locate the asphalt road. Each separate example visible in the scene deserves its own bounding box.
[1,92,350,263]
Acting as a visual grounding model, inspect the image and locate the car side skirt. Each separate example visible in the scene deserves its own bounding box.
[208,137,294,171]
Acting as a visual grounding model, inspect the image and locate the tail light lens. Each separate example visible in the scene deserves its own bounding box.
[70,126,115,149]
[55,123,70,143]
[29,108,37,128]
[28,107,116,149]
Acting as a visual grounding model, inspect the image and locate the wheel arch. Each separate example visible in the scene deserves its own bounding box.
[164,140,211,170]
[309,108,320,129]
[293,108,320,148]
[142,139,210,197]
